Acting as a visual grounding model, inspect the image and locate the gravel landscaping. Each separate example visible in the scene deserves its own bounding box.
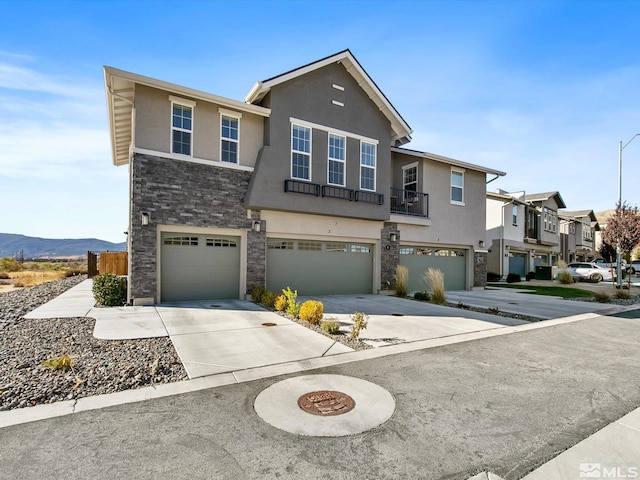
[0,276,187,411]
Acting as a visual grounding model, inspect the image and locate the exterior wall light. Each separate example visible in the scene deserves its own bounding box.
[479,240,485,248]
[390,233,397,242]
[253,221,261,232]
[141,212,150,226]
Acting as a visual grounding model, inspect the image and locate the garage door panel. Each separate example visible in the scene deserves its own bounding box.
[400,247,466,291]
[161,233,240,302]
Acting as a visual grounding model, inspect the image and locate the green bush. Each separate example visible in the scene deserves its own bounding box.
[321,320,340,334]
[274,294,287,312]
[413,291,431,301]
[261,291,278,308]
[0,257,21,273]
[299,300,324,324]
[594,292,611,303]
[92,274,127,307]
[251,285,266,303]
[282,287,300,316]
[506,273,521,283]
[557,270,574,284]
[350,311,369,339]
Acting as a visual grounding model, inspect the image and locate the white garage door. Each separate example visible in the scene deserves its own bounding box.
[400,247,467,291]
[161,233,240,302]
[267,239,373,296]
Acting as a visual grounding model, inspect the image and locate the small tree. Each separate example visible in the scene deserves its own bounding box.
[602,202,640,289]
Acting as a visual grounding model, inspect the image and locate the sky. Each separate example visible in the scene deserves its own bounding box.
[1,0,640,243]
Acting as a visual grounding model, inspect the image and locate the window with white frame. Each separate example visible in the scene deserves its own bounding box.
[403,163,417,192]
[360,141,376,191]
[512,205,518,225]
[171,100,193,155]
[291,124,311,180]
[451,169,464,203]
[543,207,557,232]
[220,115,239,163]
[328,133,345,186]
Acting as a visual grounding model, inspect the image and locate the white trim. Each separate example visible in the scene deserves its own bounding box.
[450,168,465,206]
[327,133,346,187]
[360,140,377,192]
[169,95,196,107]
[157,225,247,302]
[220,113,240,165]
[392,146,506,177]
[290,117,379,145]
[291,123,312,181]
[402,162,418,191]
[332,100,344,107]
[218,107,243,119]
[132,147,254,172]
[332,84,345,91]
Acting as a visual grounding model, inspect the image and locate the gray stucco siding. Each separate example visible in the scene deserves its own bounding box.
[245,62,392,221]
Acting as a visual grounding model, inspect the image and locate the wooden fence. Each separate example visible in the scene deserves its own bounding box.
[87,251,128,277]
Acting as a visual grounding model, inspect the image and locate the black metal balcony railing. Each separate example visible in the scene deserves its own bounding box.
[390,188,429,217]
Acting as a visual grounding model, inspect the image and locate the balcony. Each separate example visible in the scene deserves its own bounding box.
[390,188,429,217]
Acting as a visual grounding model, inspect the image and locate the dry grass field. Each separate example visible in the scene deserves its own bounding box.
[0,259,87,293]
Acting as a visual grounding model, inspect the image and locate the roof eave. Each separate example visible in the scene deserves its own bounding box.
[391,146,507,177]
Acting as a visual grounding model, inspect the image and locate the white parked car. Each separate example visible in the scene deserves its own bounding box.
[565,262,616,283]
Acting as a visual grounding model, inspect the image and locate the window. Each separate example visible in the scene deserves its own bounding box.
[451,169,464,203]
[327,133,345,186]
[164,236,198,246]
[206,238,237,247]
[403,164,417,192]
[360,141,376,191]
[543,207,557,232]
[512,205,518,225]
[268,240,294,250]
[291,124,311,180]
[221,115,239,164]
[171,101,193,155]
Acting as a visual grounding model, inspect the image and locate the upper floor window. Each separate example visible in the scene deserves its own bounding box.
[221,115,239,164]
[171,100,194,156]
[512,205,518,225]
[451,169,464,204]
[360,141,376,191]
[403,163,418,192]
[291,124,311,180]
[328,133,345,186]
[543,207,557,233]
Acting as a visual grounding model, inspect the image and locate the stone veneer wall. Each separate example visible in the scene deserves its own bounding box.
[129,153,264,303]
[380,222,400,290]
[473,251,487,288]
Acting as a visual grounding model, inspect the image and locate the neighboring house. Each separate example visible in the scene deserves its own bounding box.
[559,210,599,262]
[104,50,504,305]
[594,209,615,254]
[486,190,565,278]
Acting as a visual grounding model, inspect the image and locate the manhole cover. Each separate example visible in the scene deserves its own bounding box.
[262,322,277,327]
[297,390,355,416]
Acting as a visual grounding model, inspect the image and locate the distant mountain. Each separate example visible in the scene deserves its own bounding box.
[0,233,126,259]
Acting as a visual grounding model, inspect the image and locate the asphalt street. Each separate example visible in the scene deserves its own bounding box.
[1,311,640,480]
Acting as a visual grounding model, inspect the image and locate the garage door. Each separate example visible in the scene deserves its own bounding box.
[509,253,527,278]
[267,239,373,295]
[161,233,240,302]
[400,247,467,291]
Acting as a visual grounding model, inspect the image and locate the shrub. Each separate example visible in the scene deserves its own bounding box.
[506,273,521,283]
[413,291,431,301]
[92,274,127,307]
[0,272,9,279]
[261,291,278,308]
[282,287,300,316]
[0,257,21,272]
[594,292,611,303]
[557,270,574,284]
[423,268,446,304]
[274,294,287,312]
[64,269,86,278]
[251,285,266,303]
[615,289,631,300]
[299,300,324,324]
[554,260,567,268]
[42,354,72,371]
[350,311,369,339]
[487,272,501,282]
[395,265,409,297]
[321,320,340,334]
[525,271,536,281]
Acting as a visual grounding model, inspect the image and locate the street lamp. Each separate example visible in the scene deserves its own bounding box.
[616,133,640,287]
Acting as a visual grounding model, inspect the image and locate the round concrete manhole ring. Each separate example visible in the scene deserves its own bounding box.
[254,374,395,437]
[297,390,355,416]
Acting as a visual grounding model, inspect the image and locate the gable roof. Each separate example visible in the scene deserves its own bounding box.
[245,49,413,147]
[103,66,271,167]
[393,146,506,177]
[523,191,567,209]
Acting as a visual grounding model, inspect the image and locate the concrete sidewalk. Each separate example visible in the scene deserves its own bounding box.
[12,280,640,478]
